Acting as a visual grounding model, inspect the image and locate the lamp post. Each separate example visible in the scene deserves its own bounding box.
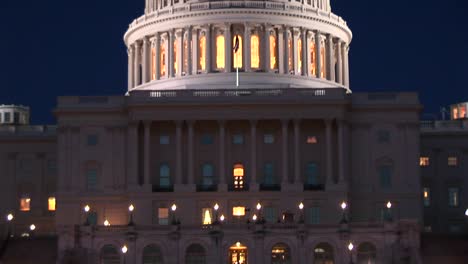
[104,219,110,227]
[214,203,219,224]
[29,224,36,238]
[220,214,225,223]
[348,242,354,264]
[84,205,90,226]
[128,204,135,226]
[340,201,348,224]
[386,201,393,222]
[298,202,304,224]
[171,204,177,225]
[121,245,128,264]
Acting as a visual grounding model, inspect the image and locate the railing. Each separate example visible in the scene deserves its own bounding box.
[0,125,57,136]
[420,119,468,131]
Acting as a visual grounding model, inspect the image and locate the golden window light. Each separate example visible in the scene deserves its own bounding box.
[183,38,189,74]
[419,157,429,167]
[320,45,326,78]
[250,35,260,69]
[160,41,166,76]
[48,197,56,211]
[310,42,316,75]
[173,40,178,75]
[288,38,293,72]
[298,38,302,74]
[202,208,212,225]
[232,206,246,216]
[269,35,277,70]
[158,208,169,218]
[216,35,225,69]
[20,198,31,211]
[199,35,206,71]
[151,47,156,80]
[233,35,243,69]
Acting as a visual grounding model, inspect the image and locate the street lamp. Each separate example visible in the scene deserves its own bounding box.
[214,203,219,224]
[464,208,467,217]
[171,203,177,225]
[104,219,110,226]
[220,214,225,222]
[128,204,135,226]
[256,203,263,223]
[6,213,13,222]
[84,205,90,226]
[298,202,304,223]
[340,201,348,224]
[121,245,128,264]
[386,201,393,222]
[348,242,354,264]
[29,224,36,231]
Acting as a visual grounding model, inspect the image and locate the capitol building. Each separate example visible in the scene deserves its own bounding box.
[8,0,468,263]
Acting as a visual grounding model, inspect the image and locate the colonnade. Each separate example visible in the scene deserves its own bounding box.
[126,119,348,191]
[127,24,350,90]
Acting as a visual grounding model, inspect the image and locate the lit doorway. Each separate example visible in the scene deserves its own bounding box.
[271,243,291,264]
[229,242,247,264]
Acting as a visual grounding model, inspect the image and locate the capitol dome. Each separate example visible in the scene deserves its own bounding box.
[124,0,352,93]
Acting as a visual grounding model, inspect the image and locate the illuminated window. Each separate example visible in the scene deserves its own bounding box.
[233,206,246,216]
[233,35,243,69]
[202,208,213,225]
[420,157,430,167]
[310,41,316,75]
[453,108,458,119]
[216,35,225,69]
[298,38,302,74]
[460,106,467,118]
[20,197,31,211]
[173,39,178,75]
[423,187,430,207]
[48,197,56,211]
[151,46,156,80]
[233,164,244,189]
[448,188,459,207]
[250,35,260,69]
[288,37,293,73]
[160,40,166,76]
[269,35,277,70]
[448,156,458,166]
[320,44,326,78]
[183,38,189,74]
[307,136,317,144]
[230,242,248,264]
[158,208,169,225]
[199,35,206,71]
[272,244,290,263]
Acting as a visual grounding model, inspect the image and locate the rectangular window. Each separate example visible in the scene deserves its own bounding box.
[20,197,31,211]
[307,136,318,144]
[448,188,459,207]
[13,112,20,123]
[159,135,170,145]
[159,164,171,187]
[264,207,277,223]
[233,134,244,145]
[47,160,57,174]
[202,164,214,186]
[379,165,392,189]
[4,112,11,123]
[87,135,98,146]
[306,207,320,224]
[201,134,214,145]
[232,206,246,217]
[264,134,274,144]
[306,163,318,185]
[48,197,56,211]
[423,187,430,207]
[377,130,390,143]
[263,163,275,185]
[420,157,430,167]
[86,169,98,190]
[448,157,458,167]
[87,212,97,226]
[202,208,213,225]
[158,208,169,225]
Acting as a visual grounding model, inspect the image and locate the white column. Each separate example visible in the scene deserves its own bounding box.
[205,25,212,73]
[186,26,193,75]
[301,28,308,76]
[277,27,285,74]
[134,41,141,86]
[315,31,322,78]
[326,34,335,82]
[263,24,271,72]
[175,29,183,77]
[175,121,182,185]
[154,34,161,80]
[306,31,312,76]
[142,37,150,83]
[224,23,232,72]
[144,121,151,188]
[337,120,345,184]
[218,121,226,186]
[187,121,194,185]
[336,40,343,84]
[191,28,199,75]
[293,28,299,75]
[283,27,290,74]
[344,43,350,87]
[294,120,301,184]
[250,120,258,189]
[127,46,134,90]
[243,23,251,72]
[281,119,289,184]
[163,33,169,78]
[325,120,333,186]
[168,30,175,77]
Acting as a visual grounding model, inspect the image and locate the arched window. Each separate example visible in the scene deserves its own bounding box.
[142,244,163,264]
[250,35,260,69]
[357,243,377,264]
[151,46,156,80]
[233,34,243,69]
[199,35,206,71]
[202,208,213,225]
[202,164,214,186]
[230,242,248,264]
[271,243,291,264]
[269,34,277,70]
[313,243,334,264]
[298,38,302,74]
[100,245,119,264]
[160,164,170,187]
[233,164,244,189]
[216,35,225,70]
[185,244,206,264]
[160,39,166,76]
[310,41,316,76]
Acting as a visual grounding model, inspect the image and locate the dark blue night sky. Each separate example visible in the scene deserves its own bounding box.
[1,0,467,124]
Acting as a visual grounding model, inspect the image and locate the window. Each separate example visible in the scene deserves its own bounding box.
[160,39,166,76]
[159,164,170,187]
[306,207,320,224]
[310,41,316,76]
[269,34,277,70]
[142,245,163,264]
[199,35,206,71]
[159,135,170,145]
[306,163,318,185]
[202,208,213,225]
[202,164,214,186]
[13,112,20,123]
[151,46,156,80]
[453,107,458,119]
[264,207,277,223]
[298,38,302,74]
[420,157,430,167]
[460,106,467,119]
[87,135,98,146]
[20,197,31,211]
[233,34,242,69]
[250,35,260,68]
[264,134,274,144]
[201,134,214,145]
[233,134,244,145]
[100,245,120,264]
[377,130,390,143]
[314,243,334,263]
[378,165,392,189]
[216,35,225,69]
[186,244,207,264]
[423,188,430,207]
[87,212,97,226]
[86,168,98,190]
[263,163,275,185]
[307,136,317,144]
[448,156,458,166]
[357,243,377,264]
[233,206,246,217]
[158,208,169,225]
[48,197,56,211]
[4,112,11,123]
[320,43,326,78]
[287,37,293,73]
[448,188,459,207]
[233,164,245,189]
[173,39,178,75]
[183,38,189,74]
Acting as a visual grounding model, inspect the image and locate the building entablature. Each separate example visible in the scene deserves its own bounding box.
[420,119,468,134]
